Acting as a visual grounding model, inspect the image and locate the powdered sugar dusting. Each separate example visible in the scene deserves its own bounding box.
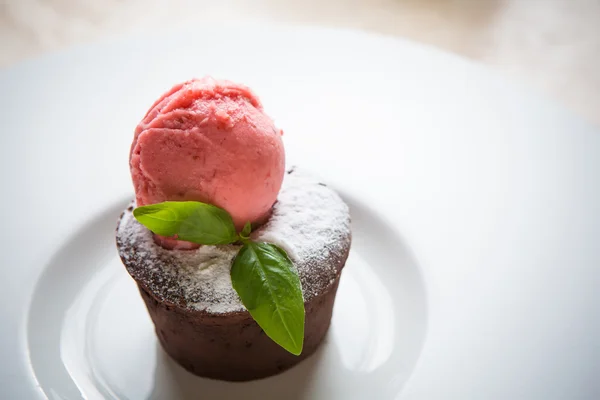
[253,169,351,300]
[116,168,351,314]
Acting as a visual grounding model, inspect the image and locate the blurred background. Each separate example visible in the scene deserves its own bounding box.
[1,0,599,126]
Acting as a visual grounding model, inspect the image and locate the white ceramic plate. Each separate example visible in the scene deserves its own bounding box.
[1,24,599,400]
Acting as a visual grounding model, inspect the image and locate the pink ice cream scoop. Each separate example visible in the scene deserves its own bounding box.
[130,77,285,247]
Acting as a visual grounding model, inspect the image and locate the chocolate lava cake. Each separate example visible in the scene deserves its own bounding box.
[116,168,351,381]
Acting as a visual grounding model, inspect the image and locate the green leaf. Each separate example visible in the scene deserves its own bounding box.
[133,201,238,245]
[240,221,252,240]
[231,242,305,355]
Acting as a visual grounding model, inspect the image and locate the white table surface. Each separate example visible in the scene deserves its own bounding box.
[2,0,600,127]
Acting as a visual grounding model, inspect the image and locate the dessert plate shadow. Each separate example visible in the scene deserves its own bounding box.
[27,194,427,400]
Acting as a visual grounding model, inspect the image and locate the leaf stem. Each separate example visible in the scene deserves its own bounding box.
[239,236,252,245]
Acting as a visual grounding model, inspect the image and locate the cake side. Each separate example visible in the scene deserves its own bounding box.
[139,274,343,381]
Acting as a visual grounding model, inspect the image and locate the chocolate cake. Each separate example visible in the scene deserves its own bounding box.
[116,169,351,381]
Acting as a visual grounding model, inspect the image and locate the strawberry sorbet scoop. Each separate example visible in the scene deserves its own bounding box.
[130,77,285,248]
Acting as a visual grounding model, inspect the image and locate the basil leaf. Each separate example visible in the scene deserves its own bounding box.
[240,221,252,240]
[133,201,238,245]
[231,242,305,355]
